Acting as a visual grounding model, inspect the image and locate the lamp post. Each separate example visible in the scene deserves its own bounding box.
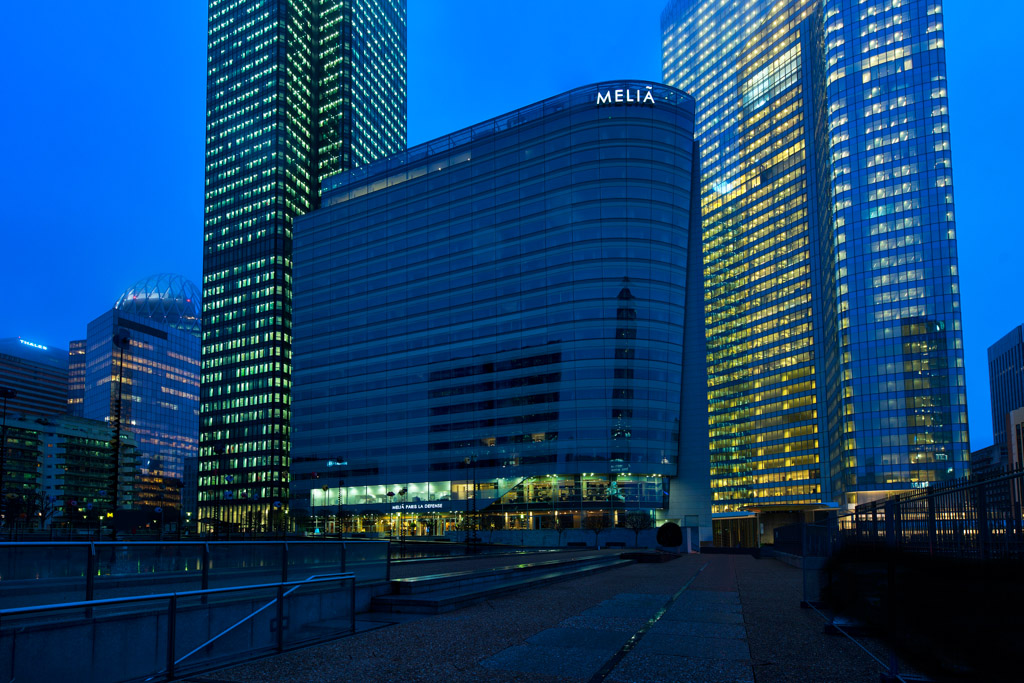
[337,479,345,538]
[464,454,478,552]
[0,387,17,530]
[320,484,329,536]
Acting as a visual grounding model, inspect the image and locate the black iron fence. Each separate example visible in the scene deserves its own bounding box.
[840,465,1024,560]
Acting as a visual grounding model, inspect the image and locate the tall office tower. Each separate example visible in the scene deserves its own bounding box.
[988,324,1024,451]
[67,340,86,417]
[200,0,407,531]
[0,338,69,418]
[290,81,710,540]
[82,275,201,512]
[663,0,967,544]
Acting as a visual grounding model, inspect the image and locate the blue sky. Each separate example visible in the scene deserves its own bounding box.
[0,1,1019,448]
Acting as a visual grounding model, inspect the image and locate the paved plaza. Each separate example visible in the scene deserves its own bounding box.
[195,553,893,683]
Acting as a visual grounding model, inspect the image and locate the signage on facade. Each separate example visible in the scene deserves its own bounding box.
[19,339,48,350]
[596,86,656,106]
[390,502,447,512]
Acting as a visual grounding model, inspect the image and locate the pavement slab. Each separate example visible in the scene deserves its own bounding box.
[199,552,899,683]
[608,651,756,683]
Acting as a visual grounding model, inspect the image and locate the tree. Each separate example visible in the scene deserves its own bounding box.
[656,521,683,550]
[623,511,653,547]
[554,513,574,546]
[486,514,505,543]
[584,514,611,548]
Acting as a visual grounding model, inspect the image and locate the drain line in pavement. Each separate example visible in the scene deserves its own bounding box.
[585,561,710,683]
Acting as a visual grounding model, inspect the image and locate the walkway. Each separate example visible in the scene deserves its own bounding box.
[196,554,893,683]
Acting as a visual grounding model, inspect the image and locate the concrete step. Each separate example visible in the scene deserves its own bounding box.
[372,557,633,614]
[391,553,618,595]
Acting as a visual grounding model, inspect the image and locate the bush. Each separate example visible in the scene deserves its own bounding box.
[656,521,683,548]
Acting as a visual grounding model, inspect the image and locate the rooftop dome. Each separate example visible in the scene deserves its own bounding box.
[114,273,201,336]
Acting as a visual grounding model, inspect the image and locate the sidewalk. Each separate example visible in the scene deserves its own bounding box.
[197,554,891,683]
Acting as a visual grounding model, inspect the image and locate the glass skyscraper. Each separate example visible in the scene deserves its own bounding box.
[988,324,1024,452]
[290,81,709,537]
[662,0,967,542]
[82,275,201,512]
[200,0,407,530]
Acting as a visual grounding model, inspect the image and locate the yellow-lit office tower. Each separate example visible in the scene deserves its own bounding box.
[662,0,968,545]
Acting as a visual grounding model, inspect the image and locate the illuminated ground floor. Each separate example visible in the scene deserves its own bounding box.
[299,473,670,536]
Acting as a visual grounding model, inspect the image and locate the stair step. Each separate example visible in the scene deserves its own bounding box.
[392,553,616,595]
[373,558,633,614]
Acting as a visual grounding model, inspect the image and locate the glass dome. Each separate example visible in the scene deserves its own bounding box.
[114,273,201,336]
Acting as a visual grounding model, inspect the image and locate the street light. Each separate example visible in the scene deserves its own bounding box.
[0,387,17,530]
[337,479,345,538]
[465,454,478,552]
[320,484,329,536]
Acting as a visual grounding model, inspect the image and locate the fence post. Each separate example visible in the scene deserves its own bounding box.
[276,584,285,652]
[884,501,896,548]
[871,504,879,544]
[202,543,210,591]
[167,594,177,680]
[926,491,937,556]
[976,485,989,560]
[86,543,96,602]
[341,542,347,575]
[282,543,289,583]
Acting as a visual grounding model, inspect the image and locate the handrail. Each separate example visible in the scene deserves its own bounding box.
[0,572,355,617]
[0,539,388,547]
[167,572,351,674]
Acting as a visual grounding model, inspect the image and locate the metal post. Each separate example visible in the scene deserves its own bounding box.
[202,543,210,592]
[167,595,178,679]
[977,485,989,560]
[275,584,285,652]
[471,458,478,551]
[86,542,97,602]
[337,479,344,538]
[926,491,937,556]
[281,542,288,583]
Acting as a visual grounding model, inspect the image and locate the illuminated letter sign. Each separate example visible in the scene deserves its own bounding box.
[596,86,656,106]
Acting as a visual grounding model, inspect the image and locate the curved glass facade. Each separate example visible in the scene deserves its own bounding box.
[290,81,708,534]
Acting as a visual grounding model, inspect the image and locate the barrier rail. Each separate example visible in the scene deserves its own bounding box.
[0,573,356,683]
[0,540,388,609]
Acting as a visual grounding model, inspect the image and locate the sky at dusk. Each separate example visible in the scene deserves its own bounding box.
[0,1,1019,448]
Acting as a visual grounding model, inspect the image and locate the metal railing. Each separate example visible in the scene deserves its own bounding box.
[0,540,388,609]
[0,573,356,683]
[840,465,1024,560]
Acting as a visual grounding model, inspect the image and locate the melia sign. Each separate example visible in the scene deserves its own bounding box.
[597,86,656,106]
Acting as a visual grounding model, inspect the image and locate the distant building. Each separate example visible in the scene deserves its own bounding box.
[289,81,709,539]
[0,337,69,418]
[5,414,140,528]
[1008,407,1024,472]
[81,275,200,513]
[67,339,86,417]
[988,324,1024,451]
[970,444,1005,479]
